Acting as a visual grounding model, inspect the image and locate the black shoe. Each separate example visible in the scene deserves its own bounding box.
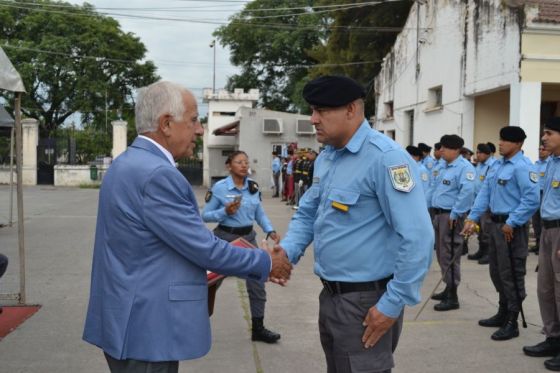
[545,354,560,371]
[479,307,507,327]
[529,245,539,253]
[468,250,483,260]
[434,287,459,311]
[251,317,281,344]
[524,337,560,357]
[431,286,449,301]
[478,255,489,265]
[491,313,519,341]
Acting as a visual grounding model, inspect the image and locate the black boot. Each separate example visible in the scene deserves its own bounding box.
[523,337,560,357]
[479,304,508,327]
[468,249,483,260]
[545,353,560,371]
[478,255,489,265]
[434,286,459,311]
[251,317,281,343]
[491,312,519,341]
[431,285,449,301]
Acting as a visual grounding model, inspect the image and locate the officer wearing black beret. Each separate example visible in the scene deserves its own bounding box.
[302,75,365,108]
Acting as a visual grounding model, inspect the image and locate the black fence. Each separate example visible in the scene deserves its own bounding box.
[177,158,203,186]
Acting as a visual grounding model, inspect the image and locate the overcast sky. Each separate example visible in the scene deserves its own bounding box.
[67,0,248,116]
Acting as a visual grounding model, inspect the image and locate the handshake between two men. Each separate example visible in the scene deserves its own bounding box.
[262,239,292,286]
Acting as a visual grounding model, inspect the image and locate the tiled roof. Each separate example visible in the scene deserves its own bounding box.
[526,0,560,24]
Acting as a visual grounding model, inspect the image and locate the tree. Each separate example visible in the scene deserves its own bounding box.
[308,0,413,117]
[0,0,159,136]
[214,0,323,113]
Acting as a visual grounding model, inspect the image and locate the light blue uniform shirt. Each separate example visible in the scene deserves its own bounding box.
[416,161,431,206]
[474,157,497,195]
[280,120,434,319]
[426,158,446,207]
[535,157,550,191]
[272,157,281,174]
[468,151,540,227]
[202,176,274,233]
[541,155,560,220]
[422,155,436,171]
[430,156,476,220]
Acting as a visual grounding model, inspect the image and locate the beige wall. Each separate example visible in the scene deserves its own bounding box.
[521,33,560,83]
[474,90,509,147]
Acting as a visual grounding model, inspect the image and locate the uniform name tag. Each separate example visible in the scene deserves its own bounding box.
[540,172,545,177]
[553,180,560,189]
[479,175,485,181]
[331,201,349,212]
[498,179,508,186]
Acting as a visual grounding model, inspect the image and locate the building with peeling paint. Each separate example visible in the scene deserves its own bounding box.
[374,0,560,161]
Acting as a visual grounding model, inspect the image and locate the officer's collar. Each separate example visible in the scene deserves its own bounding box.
[226,175,248,190]
[446,156,462,167]
[503,150,524,164]
[344,119,370,154]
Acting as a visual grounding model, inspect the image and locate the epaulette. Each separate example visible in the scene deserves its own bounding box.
[248,179,259,194]
[368,132,394,153]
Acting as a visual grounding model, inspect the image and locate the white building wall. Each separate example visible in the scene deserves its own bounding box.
[374,0,524,152]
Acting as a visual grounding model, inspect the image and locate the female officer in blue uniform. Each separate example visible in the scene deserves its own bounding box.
[202,150,281,343]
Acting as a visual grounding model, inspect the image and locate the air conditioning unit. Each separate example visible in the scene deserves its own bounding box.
[262,118,283,135]
[296,119,315,135]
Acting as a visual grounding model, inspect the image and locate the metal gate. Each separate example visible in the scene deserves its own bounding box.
[177,158,203,186]
[37,138,56,184]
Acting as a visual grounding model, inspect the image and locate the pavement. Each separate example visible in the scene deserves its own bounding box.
[0,184,552,373]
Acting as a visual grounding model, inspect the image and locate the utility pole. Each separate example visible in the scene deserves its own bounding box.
[210,40,216,94]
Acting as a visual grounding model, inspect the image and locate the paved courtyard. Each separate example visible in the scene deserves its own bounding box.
[0,184,551,372]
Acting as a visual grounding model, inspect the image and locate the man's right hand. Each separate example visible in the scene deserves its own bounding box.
[261,240,292,286]
[461,220,478,237]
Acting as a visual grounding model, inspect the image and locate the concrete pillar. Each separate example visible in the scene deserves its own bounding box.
[510,81,541,162]
[21,118,38,185]
[111,120,128,160]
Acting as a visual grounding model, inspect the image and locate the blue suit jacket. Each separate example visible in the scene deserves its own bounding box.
[83,137,271,362]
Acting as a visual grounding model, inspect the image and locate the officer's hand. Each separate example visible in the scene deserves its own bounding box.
[262,239,292,286]
[461,220,477,237]
[225,201,240,215]
[268,231,281,244]
[448,218,456,230]
[502,224,514,242]
[362,306,396,349]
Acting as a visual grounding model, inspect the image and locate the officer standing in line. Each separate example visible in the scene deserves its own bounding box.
[523,117,560,371]
[463,126,540,341]
[468,143,497,264]
[275,75,433,372]
[406,145,431,206]
[272,151,281,198]
[304,149,317,192]
[419,142,435,171]
[202,151,282,344]
[529,144,551,255]
[429,135,475,311]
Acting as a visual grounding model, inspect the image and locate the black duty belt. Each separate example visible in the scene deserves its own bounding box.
[490,214,509,223]
[432,208,451,215]
[320,275,393,295]
[543,220,560,230]
[217,224,253,236]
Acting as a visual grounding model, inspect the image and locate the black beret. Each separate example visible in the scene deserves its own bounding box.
[500,126,526,143]
[418,143,432,152]
[434,142,442,150]
[545,117,560,133]
[406,145,422,157]
[487,142,496,153]
[477,143,491,154]
[440,134,464,150]
[303,75,366,107]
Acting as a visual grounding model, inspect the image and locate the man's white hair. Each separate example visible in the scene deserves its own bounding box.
[135,81,188,134]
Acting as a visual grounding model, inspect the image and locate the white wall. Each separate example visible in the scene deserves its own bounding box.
[54,165,109,187]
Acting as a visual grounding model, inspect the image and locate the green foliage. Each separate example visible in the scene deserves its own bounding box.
[309,0,413,116]
[0,0,159,136]
[54,126,111,164]
[214,0,323,113]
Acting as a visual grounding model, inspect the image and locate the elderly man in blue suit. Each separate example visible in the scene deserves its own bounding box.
[83,81,291,373]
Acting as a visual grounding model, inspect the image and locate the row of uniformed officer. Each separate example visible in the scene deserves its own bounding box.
[463,126,540,341]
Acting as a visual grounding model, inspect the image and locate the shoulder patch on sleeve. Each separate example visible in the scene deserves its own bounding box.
[529,171,538,183]
[388,164,415,192]
[205,190,213,202]
[466,172,475,181]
